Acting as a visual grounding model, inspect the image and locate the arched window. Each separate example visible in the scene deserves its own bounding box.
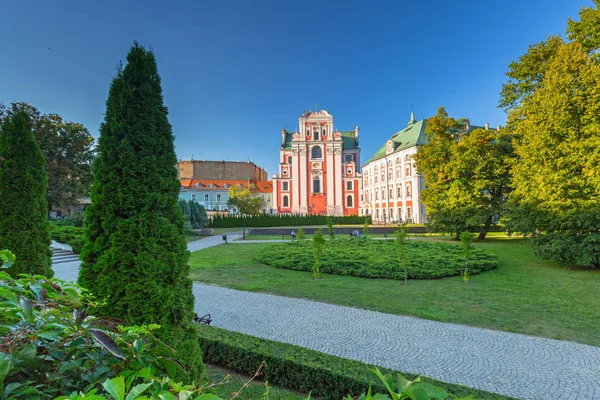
[405,166,410,177]
[347,195,353,207]
[283,195,289,207]
[375,175,378,184]
[313,177,321,193]
[311,146,322,159]
[396,168,401,179]
[406,183,412,197]
[397,186,402,198]
[389,188,393,199]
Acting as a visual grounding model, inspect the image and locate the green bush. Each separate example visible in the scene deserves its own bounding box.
[211,213,371,228]
[197,325,511,400]
[256,239,498,280]
[50,224,85,253]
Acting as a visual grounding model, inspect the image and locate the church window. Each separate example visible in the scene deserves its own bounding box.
[406,166,410,177]
[345,154,353,163]
[346,181,353,190]
[375,191,379,200]
[406,183,412,197]
[346,195,353,207]
[283,195,289,207]
[282,181,289,191]
[397,186,402,198]
[306,128,310,136]
[313,177,321,193]
[382,189,385,200]
[287,156,292,164]
[314,129,320,140]
[311,146,323,159]
[374,175,378,184]
[389,188,393,199]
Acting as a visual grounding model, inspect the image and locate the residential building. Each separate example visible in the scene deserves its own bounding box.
[179,179,274,214]
[272,109,361,216]
[361,112,496,224]
[178,160,267,181]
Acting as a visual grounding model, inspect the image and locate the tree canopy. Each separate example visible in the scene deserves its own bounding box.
[0,103,95,212]
[78,42,204,381]
[227,185,265,214]
[414,107,512,240]
[502,2,600,267]
[0,111,52,277]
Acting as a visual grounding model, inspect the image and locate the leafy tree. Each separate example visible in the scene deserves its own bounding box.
[326,216,335,239]
[312,228,325,279]
[78,43,204,382]
[394,223,409,286]
[0,111,52,277]
[460,231,473,282]
[503,3,600,267]
[414,107,512,240]
[0,102,95,212]
[227,185,265,215]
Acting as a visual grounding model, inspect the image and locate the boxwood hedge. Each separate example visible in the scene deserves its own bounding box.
[255,238,498,280]
[196,325,513,400]
[49,224,85,253]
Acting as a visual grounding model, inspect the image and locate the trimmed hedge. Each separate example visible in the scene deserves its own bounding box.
[256,238,498,280]
[50,224,85,253]
[210,213,370,228]
[197,325,513,400]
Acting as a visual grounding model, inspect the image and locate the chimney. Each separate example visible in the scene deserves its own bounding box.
[485,122,489,130]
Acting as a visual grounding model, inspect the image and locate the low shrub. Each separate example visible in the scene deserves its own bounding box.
[50,224,85,253]
[197,325,512,400]
[211,213,371,228]
[256,239,498,280]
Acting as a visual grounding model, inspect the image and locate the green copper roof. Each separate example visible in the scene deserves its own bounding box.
[364,119,428,166]
[282,131,294,149]
[340,130,358,149]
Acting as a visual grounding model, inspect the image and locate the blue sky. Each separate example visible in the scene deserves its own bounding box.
[0,0,592,176]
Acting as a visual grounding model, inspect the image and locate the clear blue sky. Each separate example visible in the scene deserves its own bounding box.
[0,0,592,176]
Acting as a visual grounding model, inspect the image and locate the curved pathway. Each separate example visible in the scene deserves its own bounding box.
[52,237,600,400]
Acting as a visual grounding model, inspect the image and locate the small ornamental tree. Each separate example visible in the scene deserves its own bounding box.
[395,223,410,286]
[460,231,474,282]
[312,228,325,279]
[363,216,370,236]
[78,43,204,382]
[297,226,306,240]
[326,216,335,239]
[189,201,209,228]
[0,111,52,277]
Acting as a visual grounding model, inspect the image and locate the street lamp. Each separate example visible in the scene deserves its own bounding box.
[242,213,247,240]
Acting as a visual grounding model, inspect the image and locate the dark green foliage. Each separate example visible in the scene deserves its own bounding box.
[0,111,52,277]
[49,224,85,253]
[256,239,497,280]
[0,272,194,398]
[296,227,306,240]
[312,228,325,279]
[197,325,513,400]
[189,201,209,229]
[78,43,204,382]
[326,216,335,239]
[211,213,369,228]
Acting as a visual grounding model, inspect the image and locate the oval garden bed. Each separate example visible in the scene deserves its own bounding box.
[255,238,498,280]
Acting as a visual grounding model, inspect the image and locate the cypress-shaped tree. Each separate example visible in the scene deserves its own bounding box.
[0,111,52,277]
[78,43,204,382]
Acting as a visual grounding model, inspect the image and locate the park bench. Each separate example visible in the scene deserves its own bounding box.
[194,313,212,325]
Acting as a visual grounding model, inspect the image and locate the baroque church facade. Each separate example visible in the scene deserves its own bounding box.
[272,110,361,216]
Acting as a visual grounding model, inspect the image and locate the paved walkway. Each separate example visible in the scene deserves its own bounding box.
[51,238,600,400]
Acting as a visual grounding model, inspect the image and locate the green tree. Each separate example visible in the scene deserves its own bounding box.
[394,223,409,286]
[189,201,209,229]
[502,3,600,267]
[0,111,52,277]
[362,216,369,236]
[296,226,305,240]
[78,43,204,382]
[414,107,512,240]
[312,228,325,279]
[326,216,335,239]
[227,185,265,215]
[460,231,473,282]
[0,102,95,213]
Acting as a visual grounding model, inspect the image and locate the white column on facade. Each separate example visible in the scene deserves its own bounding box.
[326,146,334,214]
[299,146,308,214]
[334,146,343,216]
[292,146,300,213]
[272,174,278,213]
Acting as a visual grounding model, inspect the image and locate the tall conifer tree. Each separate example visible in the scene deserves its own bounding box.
[78,43,204,381]
[0,111,52,277]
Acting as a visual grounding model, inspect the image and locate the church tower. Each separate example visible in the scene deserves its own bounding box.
[272,109,361,216]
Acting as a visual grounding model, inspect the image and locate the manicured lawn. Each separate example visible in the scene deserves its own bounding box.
[189,238,600,346]
[205,364,306,399]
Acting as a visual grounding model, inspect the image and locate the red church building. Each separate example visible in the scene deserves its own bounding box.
[272,109,362,216]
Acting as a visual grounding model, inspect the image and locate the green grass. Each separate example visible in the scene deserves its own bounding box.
[189,238,600,346]
[205,364,306,399]
[240,234,398,240]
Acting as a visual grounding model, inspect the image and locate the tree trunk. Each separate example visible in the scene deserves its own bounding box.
[478,215,493,240]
